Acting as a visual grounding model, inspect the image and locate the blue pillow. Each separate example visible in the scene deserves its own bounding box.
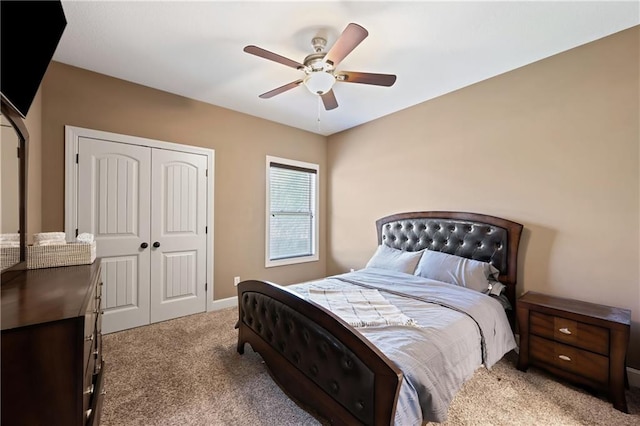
[414,249,499,293]
[365,244,424,274]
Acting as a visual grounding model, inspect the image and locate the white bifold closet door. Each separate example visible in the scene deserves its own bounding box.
[78,137,207,334]
[150,148,207,324]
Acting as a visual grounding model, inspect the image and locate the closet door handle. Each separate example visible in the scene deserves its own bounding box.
[140,242,149,249]
[153,242,161,248]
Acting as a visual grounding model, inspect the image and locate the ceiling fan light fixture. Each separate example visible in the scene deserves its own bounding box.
[304,71,335,95]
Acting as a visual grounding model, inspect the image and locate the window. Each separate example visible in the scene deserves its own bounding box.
[266,156,319,267]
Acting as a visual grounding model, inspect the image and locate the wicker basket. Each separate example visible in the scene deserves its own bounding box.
[1,246,20,271]
[27,242,96,269]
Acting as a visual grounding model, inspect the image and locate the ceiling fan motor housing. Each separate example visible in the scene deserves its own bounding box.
[304,52,329,70]
[311,36,327,52]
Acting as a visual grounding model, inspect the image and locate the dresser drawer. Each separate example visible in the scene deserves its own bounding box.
[529,335,609,384]
[84,331,102,419]
[96,305,102,335]
[530,311,609,355]
[83,316,96,372]
[94,330,103,375]
[85,342,97,392]
[87,361,106,426]
[94,280,103,317]
[82,371,97,421]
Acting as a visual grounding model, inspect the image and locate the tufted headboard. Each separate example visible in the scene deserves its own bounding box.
[376,211,523,312]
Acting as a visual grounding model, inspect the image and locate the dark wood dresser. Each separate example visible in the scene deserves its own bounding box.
[1,260,105,425]
[516,291,631,413]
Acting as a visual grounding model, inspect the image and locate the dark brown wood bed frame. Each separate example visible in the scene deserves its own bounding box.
[237,211,523,425]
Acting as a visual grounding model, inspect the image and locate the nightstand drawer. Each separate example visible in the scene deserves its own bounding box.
[530,311,609,355]
[530,335,609,384]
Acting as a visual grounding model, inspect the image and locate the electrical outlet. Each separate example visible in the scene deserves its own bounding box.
[233,276,241,286]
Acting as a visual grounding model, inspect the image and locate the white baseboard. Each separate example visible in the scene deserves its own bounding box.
[208,295,238,311]
[628,367,640,388]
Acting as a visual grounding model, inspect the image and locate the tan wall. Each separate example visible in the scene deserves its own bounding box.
[40,62,326,300]
[327,27,640,367]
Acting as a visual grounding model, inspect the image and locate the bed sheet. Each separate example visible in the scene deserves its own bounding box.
[289,267,516,424]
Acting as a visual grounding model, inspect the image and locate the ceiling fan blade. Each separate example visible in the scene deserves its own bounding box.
[324,23,368,68]
[258,79,304,99]
[244,45,305,70]
[339,71,397,87]
[321,89,338,110]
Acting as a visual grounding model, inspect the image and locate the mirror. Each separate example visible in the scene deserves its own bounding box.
[0,102,27,274]
[1,114,20,235]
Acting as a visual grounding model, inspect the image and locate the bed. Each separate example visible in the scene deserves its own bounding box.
[236,211,523,425]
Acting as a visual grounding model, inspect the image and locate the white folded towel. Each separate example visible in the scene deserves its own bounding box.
[307,288,418,328]
[0,233,20,242]
[33,240,67,247]
[33,232,66,243]
[0,241,20,247]
[76,233,94,244]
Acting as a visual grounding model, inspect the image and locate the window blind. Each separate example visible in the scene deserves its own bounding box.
[269,162,316,261]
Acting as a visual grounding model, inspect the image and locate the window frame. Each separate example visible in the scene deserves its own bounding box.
[265,155,319,268]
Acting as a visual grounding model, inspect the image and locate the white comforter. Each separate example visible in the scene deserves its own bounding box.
[289,268,516,425]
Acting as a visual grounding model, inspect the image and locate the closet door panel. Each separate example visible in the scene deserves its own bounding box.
[150,149,207,323]
[78,138,151,333]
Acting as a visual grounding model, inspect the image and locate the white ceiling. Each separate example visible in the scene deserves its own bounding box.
[53,1,639,136]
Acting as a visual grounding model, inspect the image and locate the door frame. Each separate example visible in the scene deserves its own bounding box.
[64,125,215,312]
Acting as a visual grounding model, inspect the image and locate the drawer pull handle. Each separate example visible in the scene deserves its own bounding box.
[559,327,572,335]
[558,354,572,362]
[85,384,94,395]
[85,334,94,342]
[101,389,107,396]
[93,349,99,357]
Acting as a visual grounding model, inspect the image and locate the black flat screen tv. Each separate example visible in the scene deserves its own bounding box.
[1,0,67,118]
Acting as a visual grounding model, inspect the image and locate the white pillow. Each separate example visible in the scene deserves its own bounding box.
[414,249,499,293]
[365,244,424,274]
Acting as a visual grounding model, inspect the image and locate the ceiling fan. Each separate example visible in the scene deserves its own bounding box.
[243,23,396,111]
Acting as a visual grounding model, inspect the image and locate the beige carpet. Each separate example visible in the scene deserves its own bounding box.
[101,307,639,425]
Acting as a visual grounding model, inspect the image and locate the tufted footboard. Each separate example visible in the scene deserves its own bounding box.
[237,279,402,426]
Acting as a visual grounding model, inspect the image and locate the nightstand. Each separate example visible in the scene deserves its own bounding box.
[516,291,631,413]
